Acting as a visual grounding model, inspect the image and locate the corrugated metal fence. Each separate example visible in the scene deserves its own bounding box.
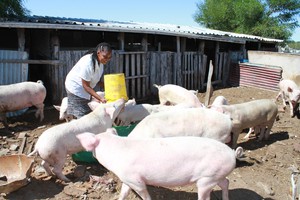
[230,62,282,91]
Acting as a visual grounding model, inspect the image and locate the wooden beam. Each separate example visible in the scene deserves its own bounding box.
[0,59,62,65]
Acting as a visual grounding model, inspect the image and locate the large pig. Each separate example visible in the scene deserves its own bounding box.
[128,107,232,144]
[116,103,191,126]
[54,91,105,122]
[276,79,300,117]
[0,80,46,129]
[211,99,278,148]
[154,84,203,108]
[77,128,243,200]
[210,96,256,140]
[28,98,125,182]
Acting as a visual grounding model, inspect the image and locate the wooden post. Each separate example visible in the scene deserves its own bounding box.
[214,41,220,81]
[181,37,186,52]
[17,28,25,51]
[118,32,125,51]
[205,60,214,106]
[142,34,148,52]
[176,36,180,53]
[199,41,205,53]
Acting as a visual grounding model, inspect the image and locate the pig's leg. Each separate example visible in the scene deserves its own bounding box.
[41,160,54,176]
[263,119,276,140]
[127,182,151,200]
[118,183,133,200]
[196,178,216,200]
[231,130,241,149]
[217,178,229,200]
[34,103,44,121]
[0,113,9,129]
[243,127,254,139]
[52,157,70,182]
[258,126,266,141]
[288,100,295,117]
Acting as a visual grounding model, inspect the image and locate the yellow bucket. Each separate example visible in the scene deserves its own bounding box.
[104,73,128,102]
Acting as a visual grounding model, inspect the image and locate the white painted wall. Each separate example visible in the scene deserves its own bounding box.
[248,51,300,83]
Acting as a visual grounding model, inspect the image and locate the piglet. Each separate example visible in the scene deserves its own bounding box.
[0,80,46,129]
[276,79,300,117]
[154,84,203,108]
[77,128,243,200]
[28,98,125,182]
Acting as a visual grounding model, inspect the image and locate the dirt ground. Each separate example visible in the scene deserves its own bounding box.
[0,86,299,200]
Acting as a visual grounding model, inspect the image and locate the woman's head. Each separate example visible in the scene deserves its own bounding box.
[96,42,112,65]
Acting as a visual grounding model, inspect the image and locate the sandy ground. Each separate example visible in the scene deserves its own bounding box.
[0,86,299,200]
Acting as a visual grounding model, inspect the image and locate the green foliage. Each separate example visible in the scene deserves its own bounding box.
[288,41,300,49]
[194,0,300,41]
[0,0,30,19]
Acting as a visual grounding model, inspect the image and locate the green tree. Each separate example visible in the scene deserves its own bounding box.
[0,0,30,19]
[194,0,300,41]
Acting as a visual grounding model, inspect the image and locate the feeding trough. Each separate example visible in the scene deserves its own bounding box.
[0,154,34,194]
[72,123,137,163]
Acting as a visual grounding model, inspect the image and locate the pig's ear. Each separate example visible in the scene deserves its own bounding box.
[105,107,115,119]
[53,105,60,111]
[288,87,293,93]
[88,101,101,111]
[76,133,99,151]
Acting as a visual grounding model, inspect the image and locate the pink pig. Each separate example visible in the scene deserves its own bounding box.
[28,98,125,182]
[154,84,203,108]
[276,79,300,117]
[0,80,46,129]
[77,128,243,200]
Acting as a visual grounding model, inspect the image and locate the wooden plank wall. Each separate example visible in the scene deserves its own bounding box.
[53,50,210,103]
[51,50,85,103]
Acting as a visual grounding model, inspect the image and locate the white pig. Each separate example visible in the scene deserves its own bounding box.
[153,84,203,108]
[276,79,300,117]
[77,128,243,200]
[128,107,232,144]
[211,99,278,148]
[53,97,73,122]
[210,96,256,140]
[0,80,46,129]
[211,95,228,106]
[88,97,136,112]
[28,98,125,182]
[54,91,105,122]
[115,103,191,126]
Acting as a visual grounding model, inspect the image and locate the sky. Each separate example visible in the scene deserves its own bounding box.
[24,0,300,41]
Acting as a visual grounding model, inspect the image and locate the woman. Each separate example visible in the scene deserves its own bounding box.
[65,42,112,119]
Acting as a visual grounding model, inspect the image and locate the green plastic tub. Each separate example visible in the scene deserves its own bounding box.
[72,123,137,163]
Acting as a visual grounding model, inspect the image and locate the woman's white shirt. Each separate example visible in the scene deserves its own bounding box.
[65,54,104,99]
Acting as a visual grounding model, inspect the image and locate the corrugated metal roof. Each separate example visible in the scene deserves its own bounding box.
[0,16,283,44]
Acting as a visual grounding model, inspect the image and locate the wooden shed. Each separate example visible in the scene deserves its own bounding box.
[0,16,283,105]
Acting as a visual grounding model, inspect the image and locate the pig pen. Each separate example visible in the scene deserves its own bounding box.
[0,86,299,200]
